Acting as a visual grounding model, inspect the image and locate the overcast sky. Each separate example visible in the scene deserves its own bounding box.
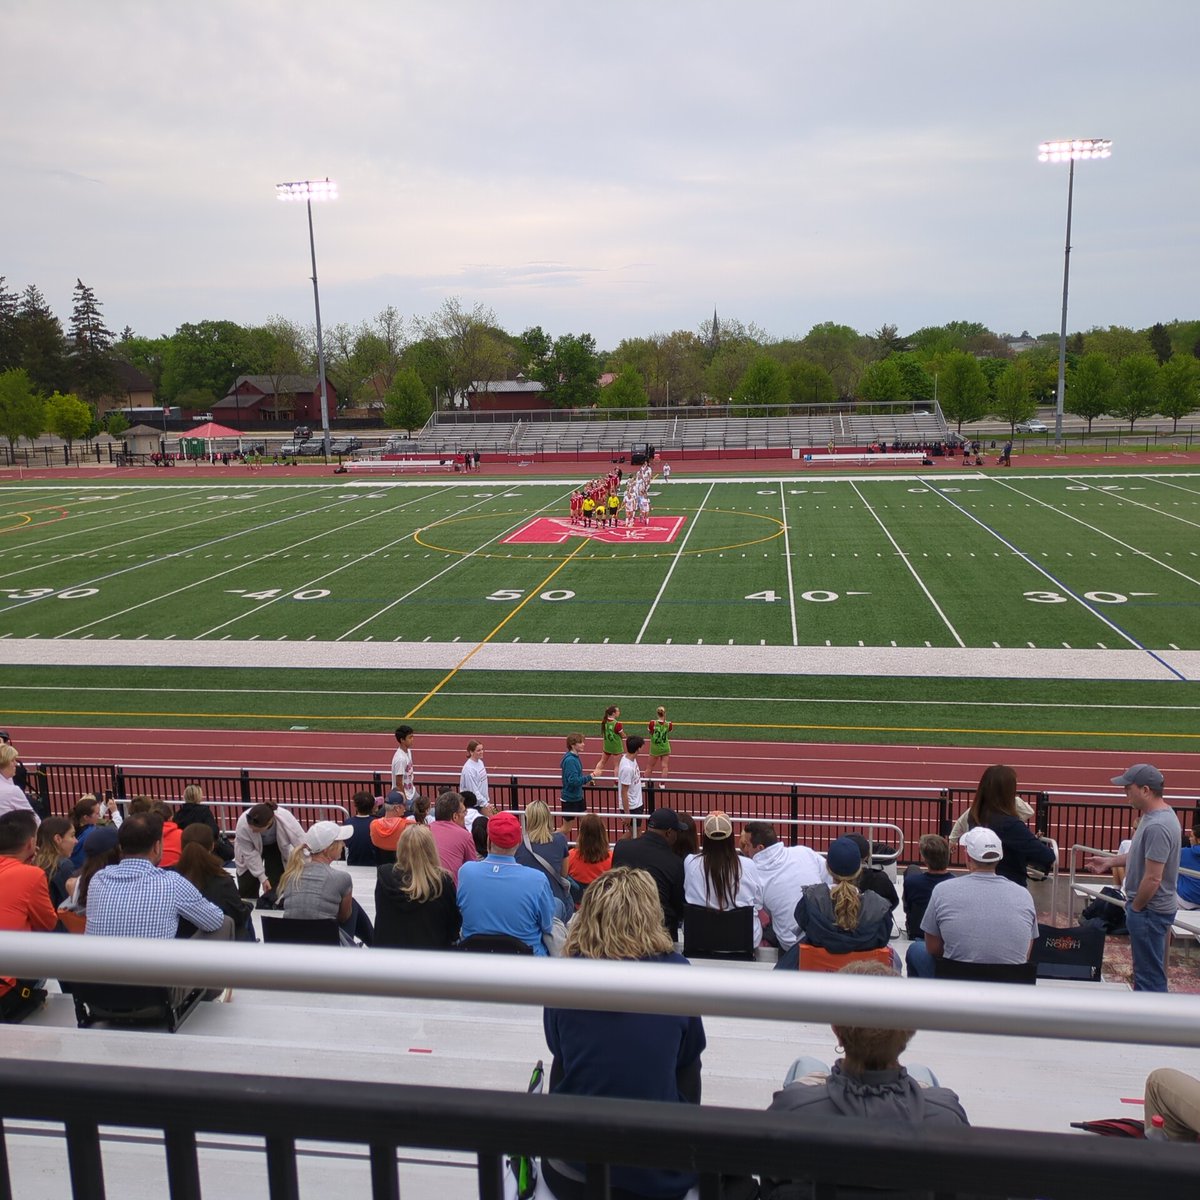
[4,1,1198,351]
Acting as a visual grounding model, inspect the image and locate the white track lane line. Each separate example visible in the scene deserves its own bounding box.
[636,481,716,645]
[848,480,965,647]
[779,481,798,646]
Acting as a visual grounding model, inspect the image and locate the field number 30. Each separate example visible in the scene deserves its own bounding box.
[1024,590,1129,604]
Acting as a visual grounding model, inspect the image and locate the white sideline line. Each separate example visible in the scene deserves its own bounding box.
[991,478,1200,588]
[333,484,579,641]
[849,481,964,647]
[779,482,797,645]
[636,481,716,644]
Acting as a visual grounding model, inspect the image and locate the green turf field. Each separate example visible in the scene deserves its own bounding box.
[0,471,1196,650]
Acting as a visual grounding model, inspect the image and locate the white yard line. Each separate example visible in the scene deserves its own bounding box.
[991,478,1200,588]
[1150,476,1200,499]
[333,484,580,641]
[1064,477,1200,532]
[636,481,716,645]
[848,481,965,648]
[927,485,1186,681]
[779,481,798,646]
[195,486,468,638]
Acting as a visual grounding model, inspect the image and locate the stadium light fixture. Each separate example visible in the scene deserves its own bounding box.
[275,177,338,456]
[1038,140,1112,452]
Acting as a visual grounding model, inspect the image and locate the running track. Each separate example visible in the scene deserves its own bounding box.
[7,726,1199,800]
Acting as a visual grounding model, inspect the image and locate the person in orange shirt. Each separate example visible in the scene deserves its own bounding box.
[0,810,57,1022]
[566,813,614,904]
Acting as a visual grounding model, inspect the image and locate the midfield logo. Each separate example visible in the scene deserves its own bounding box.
[502,516,687,545]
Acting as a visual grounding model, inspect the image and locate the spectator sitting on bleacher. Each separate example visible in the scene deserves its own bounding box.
[458,789,489,832]
[341,791,381,867]
[172,825,254,941]
[739,821,827,953]
[1177,818,1200,911]
[775,836,894,971]
[277,821,373,946]
[612,807,687,939]
[905,827,1037,979]
[58,824,121,920]
[34,817,78,909]
[902,834,955,940]
[85,814,232,944]
[954,765,1054,888]
[373,824,461,950]
[1145,1068,1200,1141]
[540,867,717,1200]
[843,833,899,912]
[469,813,489,859]
[369,800,409,865]
[0,745,36,824]
[0,811,57,1023]
[761,960,969,1199]
[234,802,304,900]
[174,785,233,863]
[684,811,766,947]
[456,811,555,955]
[515,799,573,923]
[428,790,478,885]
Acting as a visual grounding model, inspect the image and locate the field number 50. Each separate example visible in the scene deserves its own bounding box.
[487,589,576,602]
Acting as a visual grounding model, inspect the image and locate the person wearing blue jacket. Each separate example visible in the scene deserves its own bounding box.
[559,733,592,834]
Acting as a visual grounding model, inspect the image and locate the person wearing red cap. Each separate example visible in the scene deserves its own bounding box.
[456,810,556,955]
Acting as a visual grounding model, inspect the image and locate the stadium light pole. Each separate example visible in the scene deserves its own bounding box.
[1038,139,1111,453]
[275,177,338,456]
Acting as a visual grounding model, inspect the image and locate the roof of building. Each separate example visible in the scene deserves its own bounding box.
[468,379,546,394]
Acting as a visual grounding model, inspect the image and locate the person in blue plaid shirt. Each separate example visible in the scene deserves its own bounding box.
[86,814,232,943]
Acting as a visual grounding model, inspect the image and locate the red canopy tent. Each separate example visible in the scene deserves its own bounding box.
[184,422,243,439]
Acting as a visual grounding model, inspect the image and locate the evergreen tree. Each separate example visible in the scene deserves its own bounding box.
[0,277,19,372]
[69,279,119,403]
[1147,322,1173,366]
[15,285,69,395]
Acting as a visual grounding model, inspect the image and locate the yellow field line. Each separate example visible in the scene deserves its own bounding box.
[402,535,594,720]
[0,708,1196,741]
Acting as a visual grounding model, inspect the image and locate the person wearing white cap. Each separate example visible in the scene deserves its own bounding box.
[276,820,373,946]
[1086,764,1180,992]
[905,826,1037,979]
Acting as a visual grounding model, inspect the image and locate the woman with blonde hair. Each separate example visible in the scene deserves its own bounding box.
[683,811,765,946]
[276,820,373,946]
[777,836,894,971]
[966,763,1055,888]
[645,705,673,781]
[542,867,707,1200]
[374,824,461,949]
[515,799,572,920]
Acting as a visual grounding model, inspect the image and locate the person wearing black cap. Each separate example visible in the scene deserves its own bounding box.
[611,807,687,939]
[843,833,899,913]
[1086,764,1180,992]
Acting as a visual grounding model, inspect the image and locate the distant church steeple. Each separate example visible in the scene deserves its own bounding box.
[709,306,720,350]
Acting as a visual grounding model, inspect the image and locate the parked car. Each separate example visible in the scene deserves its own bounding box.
[330,437,362,455]
[278,440,301,456]
[294,425,312,439]
[384,436,412,452]
[298,438,326,456]
[1015,419,1048,433]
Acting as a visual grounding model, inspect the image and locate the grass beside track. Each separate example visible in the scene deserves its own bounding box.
[2,666,1197,750]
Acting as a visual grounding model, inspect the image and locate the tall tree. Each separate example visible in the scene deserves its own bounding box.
[801,322,865,395]
[517,325,553,376]
[704,341,758,405]
[113,332,167,399]
[1083,325,1152,366]
[733,356,789,416]
[869,323,907,358]
[1156,355,1199,432]
[1110,353,1160,431]
[786,360,836,406]
[417,298,514,404]
[160,320,254,403]
[1147,322,1173,366]
[859,358,906,403]
[400,337,453,405]
[15,285,69,395]
[0,277,19,372]
[599,365,648,411]
[68,279,118,403]
[990,363,1036,432]
[890,353,934,404]
[1065,353,1114,432]
[383,368,433,433]
[535,333,599,409]
[937,351,988,430]
[0,368,46,447]
[44,390,93,448]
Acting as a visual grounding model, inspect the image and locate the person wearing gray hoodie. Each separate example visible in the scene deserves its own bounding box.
[761,960,968,1200]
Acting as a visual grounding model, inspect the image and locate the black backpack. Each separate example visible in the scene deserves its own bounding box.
[1081,886,1127,935]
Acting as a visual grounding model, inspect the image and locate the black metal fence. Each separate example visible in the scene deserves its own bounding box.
[34,761,1200,865]
[0,1059,1193,1200]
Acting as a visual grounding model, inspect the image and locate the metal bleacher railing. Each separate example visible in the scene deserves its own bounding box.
[2,935,1199,1200]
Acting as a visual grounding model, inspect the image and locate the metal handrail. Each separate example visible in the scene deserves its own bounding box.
[3,932,1199,1049]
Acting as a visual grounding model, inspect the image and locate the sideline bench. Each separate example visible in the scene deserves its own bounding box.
[795,451,927,464]
[345,458,456,474]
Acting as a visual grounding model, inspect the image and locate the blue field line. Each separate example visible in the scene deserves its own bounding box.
[928,487,1188,682]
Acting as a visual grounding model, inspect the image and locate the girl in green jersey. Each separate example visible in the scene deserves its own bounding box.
[646,706,674,781]
[593,705,624,777]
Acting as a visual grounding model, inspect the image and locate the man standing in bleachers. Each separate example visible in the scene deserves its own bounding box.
[1087,764,1180,992]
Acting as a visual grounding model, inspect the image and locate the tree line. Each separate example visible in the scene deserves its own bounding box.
[1,275,1197,442]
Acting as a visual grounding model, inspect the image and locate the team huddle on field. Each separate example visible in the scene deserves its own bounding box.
[569,460,669,530]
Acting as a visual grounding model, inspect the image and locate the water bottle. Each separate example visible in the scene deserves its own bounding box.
[1145,1114,1168,1140]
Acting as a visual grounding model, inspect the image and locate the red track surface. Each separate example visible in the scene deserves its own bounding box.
[7,725,1198,799]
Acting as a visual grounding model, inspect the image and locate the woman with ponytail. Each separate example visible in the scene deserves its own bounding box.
[777,836,896,970]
